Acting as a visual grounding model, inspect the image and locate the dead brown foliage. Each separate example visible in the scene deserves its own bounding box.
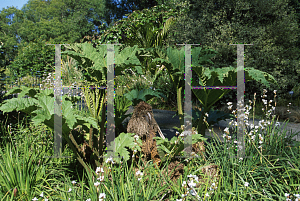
[127,101,161,168]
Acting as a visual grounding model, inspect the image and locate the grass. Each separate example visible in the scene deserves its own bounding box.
[1,67,300,200]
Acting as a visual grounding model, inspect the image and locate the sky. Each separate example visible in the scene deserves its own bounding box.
[0,0,28,10]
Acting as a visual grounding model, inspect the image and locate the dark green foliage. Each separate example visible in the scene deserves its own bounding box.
[17,0,106,43]
[106,132,143,164]
[114,94,133,137]
[166,0,300,102]
[8,37,55,80]
[124,88,167,107]
[103,0,160,27]
[0,42,6,103]
[192,106,235,128]
[97,4,180,47]
[154,131,207,162]
[1,0,108,81]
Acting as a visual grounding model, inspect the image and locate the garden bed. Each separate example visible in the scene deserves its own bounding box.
[122,105,300,143]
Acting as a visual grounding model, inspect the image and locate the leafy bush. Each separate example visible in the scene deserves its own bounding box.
[191,106,236,129]
[8,37,55,81]
[114,94,132,137]
[155,129,207,163]
[0,86,100,174]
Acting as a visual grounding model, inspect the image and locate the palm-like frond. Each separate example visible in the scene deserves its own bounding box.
[83,87,105,122]
[155,16,177,47]
[129,16,176,49]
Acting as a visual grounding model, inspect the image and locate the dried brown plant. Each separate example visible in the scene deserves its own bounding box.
[127,101,161,168]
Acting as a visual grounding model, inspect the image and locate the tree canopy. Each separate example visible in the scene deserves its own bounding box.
[165,0,300,100]
[103,0,159,27]
[1,0,300,102]
[0,0,108,80]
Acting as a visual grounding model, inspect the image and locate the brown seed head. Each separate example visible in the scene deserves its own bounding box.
[13,187,17,197]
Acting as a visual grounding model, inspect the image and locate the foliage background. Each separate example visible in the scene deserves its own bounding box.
[0,1,300,200]
[1,0,300,106]
[163,0,300,107]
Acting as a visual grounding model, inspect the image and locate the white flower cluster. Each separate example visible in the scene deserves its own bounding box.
[179,174,217,200]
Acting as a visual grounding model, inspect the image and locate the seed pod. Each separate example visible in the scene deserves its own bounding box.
[13,187,17,197]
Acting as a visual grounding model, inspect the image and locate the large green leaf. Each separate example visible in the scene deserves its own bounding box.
[106,132,142,164]
[62,43,142,85]
[32,94,98,136]
[192,46,218,67]
[3,85,41,99]
[114,45,142,75]
[159,46,185,88]
[0,96,38,114]
[31,94,54,124]
[0,87,51,115]
[0,87,99,137]
[191,65,279,135]
[124,88,167,107]
[191,66,279,110]
[244,67,279,88]
[153,46,218,89]
[62,43,106,85]
[192,66,238,109]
